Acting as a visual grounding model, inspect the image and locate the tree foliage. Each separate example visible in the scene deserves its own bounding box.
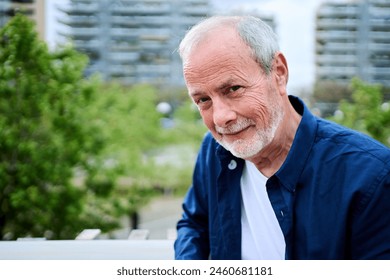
[86,83,207,210]
[330,78,390,146]
[0,14,114,239]
[82,83,165,224]
[0,14,207,240]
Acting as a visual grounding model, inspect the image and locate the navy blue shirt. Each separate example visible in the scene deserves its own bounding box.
[175,96,390,260]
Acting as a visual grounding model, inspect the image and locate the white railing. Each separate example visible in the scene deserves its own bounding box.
[0,229,175,260]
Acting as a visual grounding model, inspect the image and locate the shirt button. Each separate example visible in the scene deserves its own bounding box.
[228,159,237,170]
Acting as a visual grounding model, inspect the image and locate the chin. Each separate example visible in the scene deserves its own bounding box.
[220,139,264,159]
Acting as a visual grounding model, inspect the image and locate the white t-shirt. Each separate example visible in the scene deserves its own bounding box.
[240,161,286,259]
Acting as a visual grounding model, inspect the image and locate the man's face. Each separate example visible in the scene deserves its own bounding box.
[183,27,284,160]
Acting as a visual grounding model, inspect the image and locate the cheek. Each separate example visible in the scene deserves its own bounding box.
[241,95,270,124]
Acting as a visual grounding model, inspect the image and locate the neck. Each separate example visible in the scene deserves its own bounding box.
[249,107,301,178]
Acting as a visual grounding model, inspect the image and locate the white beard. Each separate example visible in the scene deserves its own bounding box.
[215,105,284,159]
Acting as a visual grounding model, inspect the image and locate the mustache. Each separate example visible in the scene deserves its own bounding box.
[215,118,255,134]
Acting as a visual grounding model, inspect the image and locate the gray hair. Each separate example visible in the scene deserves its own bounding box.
[179,15,280,74]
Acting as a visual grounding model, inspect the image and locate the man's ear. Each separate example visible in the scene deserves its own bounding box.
[273,52,289,90]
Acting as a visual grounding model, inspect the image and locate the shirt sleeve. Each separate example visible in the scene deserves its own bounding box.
[174,185,210,259]
[350,168,390,259]
[174,134,212,260]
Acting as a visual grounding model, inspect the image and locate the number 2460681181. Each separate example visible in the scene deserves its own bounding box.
[209,266,273,276]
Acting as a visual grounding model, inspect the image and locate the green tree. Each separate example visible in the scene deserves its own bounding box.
[330,78,390,146]
[87,84,208,213]
[0,14,115,239]
[0,14,210,240]
[83,82,167,229]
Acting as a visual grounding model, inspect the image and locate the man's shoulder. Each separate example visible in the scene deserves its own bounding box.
[315,118,390,164]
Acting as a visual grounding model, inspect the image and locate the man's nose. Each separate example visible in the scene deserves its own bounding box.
[212,98,237,128]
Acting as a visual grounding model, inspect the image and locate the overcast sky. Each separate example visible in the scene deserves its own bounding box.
[46,0,329,92]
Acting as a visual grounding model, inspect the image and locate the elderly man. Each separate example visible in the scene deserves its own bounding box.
[174,15,390,260]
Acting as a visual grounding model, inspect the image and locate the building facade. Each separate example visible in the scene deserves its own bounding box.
[60,0,211,86]
[315,0,390,87]
[0,0,45,40]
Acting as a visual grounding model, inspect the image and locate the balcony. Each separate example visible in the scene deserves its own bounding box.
[60,15,98,26]
[111,28,170,40]
[108,65,136,76]
[368,42,390,52]
[317,5,359,18]
[317,66,357,76]
[111,28,140,40]
[370,0,390,6]
[368,67,390,75]
[110,4,170,15]
[316,42,357,53]
[111,15,172,27]
[316,18,358,30]
[68,27,99,39]
[369,6,390,17]
[180,0,209,4]
[109,52,140,62]
[62,3,99,15]
[180,6,209,16]
[316,54,357,65]
[109,43,140,52]
[139,41,168,50]
[136,64,170,74]
[369,31,390,41]
[316,30,357,41]
[73,39,100,50]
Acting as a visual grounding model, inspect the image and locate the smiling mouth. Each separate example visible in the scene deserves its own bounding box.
[218,126,251,136]
[215,118,255,136]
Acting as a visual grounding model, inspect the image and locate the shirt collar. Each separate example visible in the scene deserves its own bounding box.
[273,96,318,192]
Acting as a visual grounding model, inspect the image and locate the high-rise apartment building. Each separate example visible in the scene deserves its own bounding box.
[315,0,390,87]
[0,0,45,40]
[220,8,276,34]
[60,0,211,86]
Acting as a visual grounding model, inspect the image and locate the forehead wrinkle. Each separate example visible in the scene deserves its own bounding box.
[183,36,259,93]
[185,57,248,84]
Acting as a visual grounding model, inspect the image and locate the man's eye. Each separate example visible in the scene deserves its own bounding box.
[229,85,241,92]
[197,97,210,104]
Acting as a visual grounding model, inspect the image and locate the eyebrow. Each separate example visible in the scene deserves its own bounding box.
[188,78,238,97]
[217,80,233,90]
[189,90,204,98]
[217,80,235,91]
